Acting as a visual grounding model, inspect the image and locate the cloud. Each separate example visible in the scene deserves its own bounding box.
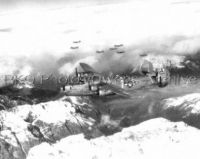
[0,0,200,76]
[0,0,130,9]
[0,28,12,32]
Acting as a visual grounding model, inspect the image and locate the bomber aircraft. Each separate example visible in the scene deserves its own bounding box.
[109,47,117,51]
[116,51,125,54]
[114,44,124,47]
[62,61,170,97]
[62,63,131,97]
[96,50,104,54]
[73,40,81,44]
[0,63,131,100]
[70,46,79,49]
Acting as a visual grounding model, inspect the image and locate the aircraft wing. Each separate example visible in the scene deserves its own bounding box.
[101,83,131,97]
[79,63,98,73]
[64,91,95,96]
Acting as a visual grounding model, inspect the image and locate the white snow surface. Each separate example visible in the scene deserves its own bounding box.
[0,97,95,159]
[163,93,200,114]
[27,118,200,159]
[0,100,93,128]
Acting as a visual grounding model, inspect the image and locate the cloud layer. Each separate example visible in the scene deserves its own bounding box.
[0,0,200,76]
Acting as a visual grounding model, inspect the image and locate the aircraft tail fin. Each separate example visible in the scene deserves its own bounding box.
[79,63,98,73]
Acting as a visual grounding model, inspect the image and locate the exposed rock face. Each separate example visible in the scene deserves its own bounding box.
[0,97,95,159]
[2,92,200,159]
[158,93,200,128]
[27,118,200,159]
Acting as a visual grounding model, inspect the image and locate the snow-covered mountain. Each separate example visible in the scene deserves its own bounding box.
[27,118,200,159]
[0,97,96,159]
[25,93,200,159]
[1,91,200,159]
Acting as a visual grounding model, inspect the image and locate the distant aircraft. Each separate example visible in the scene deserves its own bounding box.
[96,50,104,54]
[114,44,124,47]
[139,53,148,57]
[70,46,79,49]
[109,48,117,51]
[116,51,125,54]
[73,40,81,44]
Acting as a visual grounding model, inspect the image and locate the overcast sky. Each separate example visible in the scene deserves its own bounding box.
[0,0,130,9]
[1,0,200,75]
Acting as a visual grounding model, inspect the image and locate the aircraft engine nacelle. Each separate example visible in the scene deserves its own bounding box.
[90,85,99,91]
[92,75,101,85]
[98,89,114,96]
